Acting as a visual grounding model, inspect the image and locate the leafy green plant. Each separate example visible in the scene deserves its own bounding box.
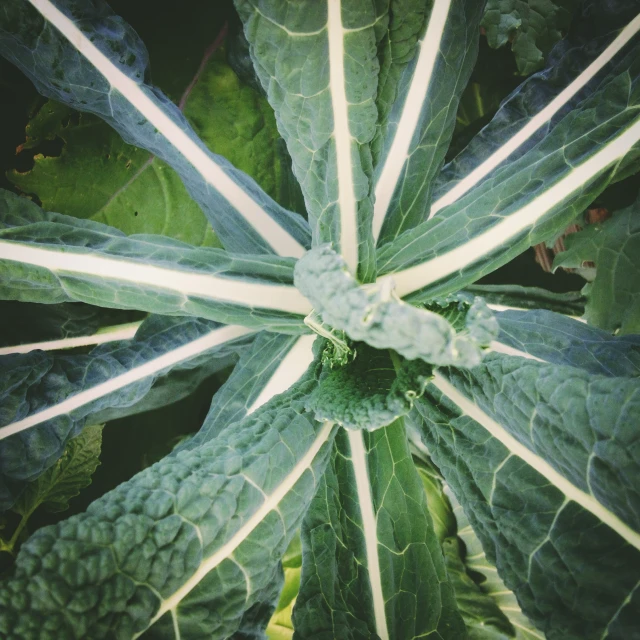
[0,0,639,639]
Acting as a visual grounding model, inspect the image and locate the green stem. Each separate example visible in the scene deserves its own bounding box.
[0,510,34,556]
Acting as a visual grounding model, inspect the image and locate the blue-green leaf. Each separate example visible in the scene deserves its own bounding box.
[0,314,252,511]
[434,5,640,213]
[413,357,640,639]
[293,421,465,639]
[0,0,310,256]
[0,381,336,639]
[185,332,318,449]
[372,0,484,243]
[494,308,640,376]
[0,191,311,332]
[235,0,385,281]
[295,244,498,368]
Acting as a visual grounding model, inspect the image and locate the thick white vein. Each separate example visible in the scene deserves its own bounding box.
[327,0,359,273]
[430,13,640,216]
[347,429,389,640]
[373,0,452,240]
[384,115,640,297]
[136,420,335,636]
[0,324,253,441]
[432,372,640,550]
[28,0,305,258]
[246,334,317,414]
[488,341,545,362]
[487,303,587,323]
[0,240,312,315]
[0,321,142,356]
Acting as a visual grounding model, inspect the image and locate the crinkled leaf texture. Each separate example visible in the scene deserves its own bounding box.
[413,351,640,639]
[307,343,433,431]
[0,314,251,510]
[295,244,498,368]
[0,376,335,639]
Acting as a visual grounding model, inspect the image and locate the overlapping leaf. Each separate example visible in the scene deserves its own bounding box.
[293,421,465,639]
[0,191,311,332]
[296,244,498,367]
[0,314,252,511]
[0,0,310,256]
[184,332,318,450]
[0,375,335,639]
[434,2,640,213]
[0,301,141,353]
[413,355,640,639]
[377,24,640,302]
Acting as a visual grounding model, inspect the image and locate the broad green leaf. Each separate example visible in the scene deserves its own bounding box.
[295,245,499,367]
[292,421,466,639]
[0,314,252,511]
[371,0,426,165]
[0,301,142,354]
[9,47,301,247]
[463,284,585,316]
[443,536,517,640]
[13,423,103,517]
[0,0,310,256]
[493,308,640,376]
[413,358,640,639]
[443,483,545,639]
[306,342,433,430]
[377,29,640,300]
[235,0,386,281]
[372,0,484,243]
[0,191,311,332]
[433,5,640,215]
[481,0,579,75]
[554,193,640,334]
[0,380,336,639]
[184,332,318,449]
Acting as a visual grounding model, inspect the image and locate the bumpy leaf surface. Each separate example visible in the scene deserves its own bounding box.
[295,244,498,367]
[307,343,433,430]
[414,356,640,639]
[293,422,465,639]
[0,380,335,639]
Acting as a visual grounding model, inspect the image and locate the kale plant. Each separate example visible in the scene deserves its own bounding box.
[0,0,639,638]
